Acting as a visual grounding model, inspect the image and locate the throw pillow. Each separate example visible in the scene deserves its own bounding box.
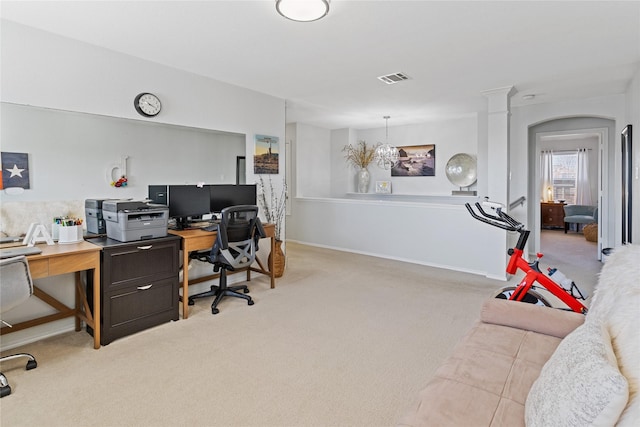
[525,321,628,427]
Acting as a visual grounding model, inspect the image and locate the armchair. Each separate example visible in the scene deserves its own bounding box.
[188,205,266,315]
[1,255,38,398]
[563,204,597,233]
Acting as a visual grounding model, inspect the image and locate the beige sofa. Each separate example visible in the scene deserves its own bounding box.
[399,244,639,427]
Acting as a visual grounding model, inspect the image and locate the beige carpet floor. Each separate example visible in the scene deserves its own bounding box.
[0,237,600,426]
[539,228,602,301]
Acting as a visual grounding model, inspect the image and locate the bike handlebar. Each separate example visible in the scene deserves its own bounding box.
[465,201,525,233]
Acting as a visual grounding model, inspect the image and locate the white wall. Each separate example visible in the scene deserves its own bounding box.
[329,128,356,197]
[287,114,498,277]
[0,21,286,349]
[293,123,331,198]
[287,197,492,275]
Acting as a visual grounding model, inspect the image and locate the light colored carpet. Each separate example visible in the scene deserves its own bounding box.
[1,242,503,427]
[0,237,599,426]
[539,228,602,302]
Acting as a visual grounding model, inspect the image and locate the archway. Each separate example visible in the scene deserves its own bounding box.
[527,117,616,261]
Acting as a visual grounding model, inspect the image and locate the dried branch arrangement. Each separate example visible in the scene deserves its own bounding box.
[342,140,380,169]
[257,175,287,241]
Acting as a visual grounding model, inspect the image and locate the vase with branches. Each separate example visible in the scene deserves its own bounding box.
[257,175,287,277]
[342,140,380,193]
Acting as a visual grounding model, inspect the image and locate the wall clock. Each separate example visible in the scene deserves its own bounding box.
[134,92,162,117]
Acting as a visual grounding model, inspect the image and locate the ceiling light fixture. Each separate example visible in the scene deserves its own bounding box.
[276,0,330,22]
[374,116,399,170]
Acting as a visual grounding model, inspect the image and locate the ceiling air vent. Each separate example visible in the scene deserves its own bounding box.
[377,72,411,85]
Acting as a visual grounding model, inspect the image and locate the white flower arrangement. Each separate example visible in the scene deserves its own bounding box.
[257,175,287,241]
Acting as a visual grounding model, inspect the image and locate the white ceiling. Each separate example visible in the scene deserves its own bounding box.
[2,0,639,130]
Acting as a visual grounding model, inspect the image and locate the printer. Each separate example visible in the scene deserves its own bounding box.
[85,198,116,234]
[102,200,169,242]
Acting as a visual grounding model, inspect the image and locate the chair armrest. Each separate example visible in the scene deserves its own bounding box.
[480,299,585,338]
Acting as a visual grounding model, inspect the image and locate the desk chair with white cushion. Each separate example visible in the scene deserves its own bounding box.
[188,205,266,315]
[1,255,38,398]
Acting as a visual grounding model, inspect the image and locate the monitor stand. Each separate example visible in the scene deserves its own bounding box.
[174,217,189,230]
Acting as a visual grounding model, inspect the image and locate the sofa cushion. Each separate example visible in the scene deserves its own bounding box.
[525,321,628,427]
[480,298,584,338]
[398,321,562,427]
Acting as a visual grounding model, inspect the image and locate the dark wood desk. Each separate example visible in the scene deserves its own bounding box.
[0,241,102,349]
[168,223,275,319]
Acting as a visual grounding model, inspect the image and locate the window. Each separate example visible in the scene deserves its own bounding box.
[551,152,578,204]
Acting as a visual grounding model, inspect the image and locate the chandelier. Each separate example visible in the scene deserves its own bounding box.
[276,0,330,22]
[374,116,399,170]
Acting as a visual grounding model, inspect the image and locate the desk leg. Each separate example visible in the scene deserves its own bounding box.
[270,236,275,289]
[91,266,100,350]
[75,272,82,332]
[182,250,190,319]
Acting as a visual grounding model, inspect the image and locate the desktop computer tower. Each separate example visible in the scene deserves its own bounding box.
[148,185,168,205]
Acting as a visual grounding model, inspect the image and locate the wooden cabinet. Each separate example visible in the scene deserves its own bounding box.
[540,202,566,229]
[87,235,180,345]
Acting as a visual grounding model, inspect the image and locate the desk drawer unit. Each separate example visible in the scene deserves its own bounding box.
[88,235,180,345]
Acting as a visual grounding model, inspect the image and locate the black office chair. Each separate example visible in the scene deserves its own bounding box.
[1,256,38,398]
[188,205,266,314]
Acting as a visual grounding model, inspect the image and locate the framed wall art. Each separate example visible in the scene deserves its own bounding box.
[375,181,391,194]
[391,144,435,177]
[1,152,30,190]
[254,134,279,174]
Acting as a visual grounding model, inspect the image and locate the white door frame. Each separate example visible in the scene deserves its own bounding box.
[533,127,609,259]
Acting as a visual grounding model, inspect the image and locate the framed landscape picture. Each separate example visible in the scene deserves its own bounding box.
[254,135,279,174]
[391,144,435,177]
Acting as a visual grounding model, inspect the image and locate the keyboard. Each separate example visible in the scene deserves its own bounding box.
[0,236,22,244]
[0,246,43,259]
[201,224,219,232]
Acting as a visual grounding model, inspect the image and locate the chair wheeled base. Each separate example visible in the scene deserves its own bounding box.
[188,279,254,315]
[0,353,37,398]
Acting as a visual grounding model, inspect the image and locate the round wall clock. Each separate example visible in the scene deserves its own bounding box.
[134,92,162,117]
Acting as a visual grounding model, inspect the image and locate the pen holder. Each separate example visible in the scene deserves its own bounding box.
[58,225,82,244]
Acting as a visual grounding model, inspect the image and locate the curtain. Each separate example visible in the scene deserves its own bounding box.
[540,150,554,202]
[575,148,592,205]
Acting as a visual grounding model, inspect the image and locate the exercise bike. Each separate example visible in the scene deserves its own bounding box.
[466,200,588,314]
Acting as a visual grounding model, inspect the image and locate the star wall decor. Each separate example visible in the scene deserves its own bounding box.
[1,152,30,190]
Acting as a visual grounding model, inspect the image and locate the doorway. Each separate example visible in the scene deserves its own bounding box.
[528,117,615,267]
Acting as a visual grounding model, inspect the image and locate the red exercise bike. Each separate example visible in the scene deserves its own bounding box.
[466,200,588,314]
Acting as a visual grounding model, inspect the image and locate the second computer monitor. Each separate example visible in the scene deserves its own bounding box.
[168,185,211,229]
[209,184,257,214]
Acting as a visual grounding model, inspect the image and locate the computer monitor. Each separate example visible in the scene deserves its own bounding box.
[209,184,257,214]
[168,185,211,230]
